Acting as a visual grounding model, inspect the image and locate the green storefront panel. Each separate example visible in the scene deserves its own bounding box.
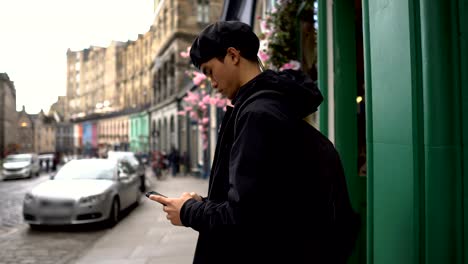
[373,143,416,263]
[366,0,422,263]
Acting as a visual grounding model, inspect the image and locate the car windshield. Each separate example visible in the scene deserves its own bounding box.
[54,160,115,180]
[5,156,31,162]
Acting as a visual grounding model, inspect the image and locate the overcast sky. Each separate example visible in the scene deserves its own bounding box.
[0,0,154,114]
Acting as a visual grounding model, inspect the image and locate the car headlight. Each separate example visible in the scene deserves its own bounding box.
[79,193,107,205]
[24,193,35,204]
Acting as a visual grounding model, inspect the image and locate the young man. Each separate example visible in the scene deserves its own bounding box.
[149,21,359,263]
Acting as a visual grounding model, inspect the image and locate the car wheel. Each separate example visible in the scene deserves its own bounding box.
[106,198,120,228]
[35,171,39,177]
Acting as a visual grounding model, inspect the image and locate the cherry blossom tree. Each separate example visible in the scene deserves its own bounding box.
[178,46,228,150]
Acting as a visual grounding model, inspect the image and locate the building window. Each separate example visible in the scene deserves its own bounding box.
[197,0,210,24]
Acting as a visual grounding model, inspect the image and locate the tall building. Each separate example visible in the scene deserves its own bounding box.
[66,27,154,154]
[0,73,18,157]
[33,110,56,154]
[149,0,223,171]
[16,106,34,153]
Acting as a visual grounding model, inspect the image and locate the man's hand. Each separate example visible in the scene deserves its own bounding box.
[189,192,203,201]
[149,192,200,226]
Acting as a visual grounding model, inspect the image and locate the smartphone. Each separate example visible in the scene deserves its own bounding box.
[145,190,167,198]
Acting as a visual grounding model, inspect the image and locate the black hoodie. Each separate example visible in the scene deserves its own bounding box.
[180,70,358,264]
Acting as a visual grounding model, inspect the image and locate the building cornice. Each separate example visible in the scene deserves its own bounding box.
[70,104,151,123]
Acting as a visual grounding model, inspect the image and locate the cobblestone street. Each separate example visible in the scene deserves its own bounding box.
[0,174,49,236]
[0,225,107,264]
[0,171,109,264]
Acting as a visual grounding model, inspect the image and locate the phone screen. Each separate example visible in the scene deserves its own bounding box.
[145,190,167,198]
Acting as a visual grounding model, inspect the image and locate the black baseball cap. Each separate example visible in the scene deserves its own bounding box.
[190,21,260,69]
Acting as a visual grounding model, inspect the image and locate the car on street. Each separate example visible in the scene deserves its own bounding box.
[107,151,148,192]
[23,158,141,228]
[1,153,40,180]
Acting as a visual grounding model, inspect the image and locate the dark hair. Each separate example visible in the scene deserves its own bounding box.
[190,21,260,69]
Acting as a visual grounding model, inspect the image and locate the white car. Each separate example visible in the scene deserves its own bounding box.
[1,153,40,180]
[107,151,148,192]
[23,158,141,228]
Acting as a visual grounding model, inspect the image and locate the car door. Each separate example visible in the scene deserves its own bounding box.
[128,155,146,192]
[31,154,40,175]
[117,160,136,209]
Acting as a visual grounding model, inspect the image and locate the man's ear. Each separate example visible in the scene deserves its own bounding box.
[226,47,240,65]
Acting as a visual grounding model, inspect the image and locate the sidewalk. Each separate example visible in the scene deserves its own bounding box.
[73,172,208,264]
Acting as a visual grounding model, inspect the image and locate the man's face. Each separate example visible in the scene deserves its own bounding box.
[200,54,240,100]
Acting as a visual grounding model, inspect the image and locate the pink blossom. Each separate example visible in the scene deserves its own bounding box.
[258,50,270,62]
[216,98,227,108]
[180,46,191,58]
[198,102,207,111]
[202,95,211,105]
[260,20,269,32]
[185,91,200,105]
[177,110,186,116]
[280,60,301,71]
[192,71,207,86]
[210,97,218,105]
[202,117,209,125]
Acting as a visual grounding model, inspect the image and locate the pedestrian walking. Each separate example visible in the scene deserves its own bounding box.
[151,150,163,179]
[168,146,180,177]
[148,21,360,264]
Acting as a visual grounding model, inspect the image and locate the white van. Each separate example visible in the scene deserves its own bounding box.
[1,153,40,180]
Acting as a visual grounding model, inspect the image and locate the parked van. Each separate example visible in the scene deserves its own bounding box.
[1,153,40,180]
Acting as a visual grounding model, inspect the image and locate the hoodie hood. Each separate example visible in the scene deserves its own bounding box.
[232,69,323,118]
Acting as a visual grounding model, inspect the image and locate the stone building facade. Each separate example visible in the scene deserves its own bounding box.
[16,106,35,153]
[149,0,222,171]
[33,110,56,154]
[63,0,222,159]
[0,73,18,158]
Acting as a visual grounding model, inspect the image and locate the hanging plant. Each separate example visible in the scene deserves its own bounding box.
[258,0,316,71]
[179,47,228,150]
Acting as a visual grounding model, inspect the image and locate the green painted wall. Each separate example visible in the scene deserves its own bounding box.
[130,112,149,153]
[318,0,466,262]
[459,0,467,263]
[333,0,359,216]
[365,1,423,263]
[420,1,463,263]
[333,0,366,263]
[364,0,465,263]
[317,0,328,134]
[361,0,374,262]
